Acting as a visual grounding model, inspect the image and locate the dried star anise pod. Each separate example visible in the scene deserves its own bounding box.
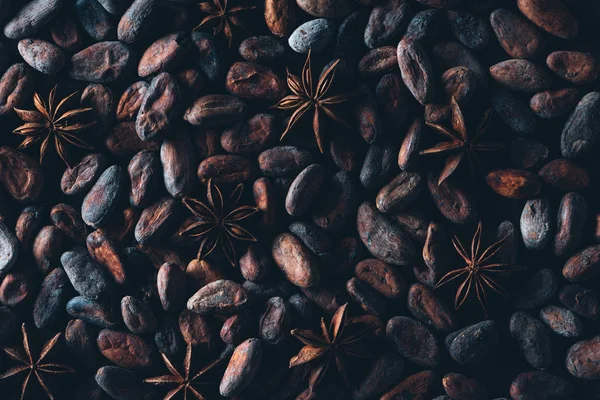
[195,0,256,48]
[289,303,373,390]
[144,343,223,399]
[274,49,354,153]
[181,179,258,266]
[13,85,95,168]
[0,324,75,400]
[420,97,503,185]
[435,222,520,316]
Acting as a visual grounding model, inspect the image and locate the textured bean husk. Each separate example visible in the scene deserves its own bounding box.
[0,63,34,116]
[253,177,277,229]
[393,210,430,245]
[0,221,18,276]
[289,221,332,257]
[443,373,487,400]
[95,366,152,400]
[360,144,396,189]
[75,0,116,41]
[121,296,157,334]
[190,31,225,82]
[193,128,222,158]
[381,370,438,400]
[547,51,598,85]
[355,258,406,299]
[178,309,215,349]
[398,118,424,171]
[87,229,127,285]
[491,90,536,135]
[184,94,248,126]
[66,296,119,328]
[408,283,457,332]
[441,66,476,105]
[510,371,573,400]
[81,83,115,137]
[540,305,582,338]
[65,319,101,368]
[554,192,587,257]
[428,173,477,224]
[293,20,335,52]
[357,202,415,266]
[61,248,113,300]
[188,279,249,314]
[432,41,488,88]
[50,17,84,52]
[82,165,125,228]
[15,206,43,250]
[260,147,313,179]
[510,311,552,370]
[51,203,87,244]
[33,225,63,273]
[446,9,490,50]
[272,233,320,288]
[561,92,600,159]
[566,336,600,379]
[422,222,452,279]
[559,284,598,320]
[221,313,253,345]
[3,0,62,40]
[445,321,498,365]
[539,158,589,191]
[157,262,185,312]
[285,164,325,216]
[264,0,294,37]
[117,0,158,44]
[259,296,290,345]
[490,9,545,60]
[33,267,69,329]
[486,169,542,199]
[296,0,351,18]
[517,0,578,39]
[226,62,285,101]
[221,113,277,154]
[197,154,256,184]
[513,268,557,310]
[354,88,382,144]
[365,0,411,48]
[376,73,409,129]
[329,133,360,173]
[520,198,552,250]
[405,9,442,43]
[489,59,551,93]
[104,208,139,245]
[69,41,132,83]
[376,172,424,213]
[135,72,180,142]
[359,47,397,77]
[354,352,405,400]
[346,277,387,316]
[387,316,440,367]
[161,129,194,197]
[61,153,106,195]
[530,88,580,119]
[105,121,161,156]
[220,338,262,397]
[0,146,43,203]
[128,150,159,207]
[397,38,435,105]
[510,138,548,170]
[239,36,286,64]
[138,32,190,78]
[563,244,600,282]
[135,197,179,244]
[97,329,157,369]
[117,81,149,121]
[17,38,65,75]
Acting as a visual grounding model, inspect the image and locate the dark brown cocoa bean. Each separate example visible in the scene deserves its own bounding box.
[95,366,150,400]
[567,336,600,379]
[365,0,410,48]
[346,277,387,316]
[540,305,582,338]
[184,94,248,126]
[51,203,87,243]
[253,177,277,229]
[121,296,156,334]
[50,17,84,52]
[520,198,552,250]
[376,73,409,129]
[81,83,115,137]
[65,319,100,368]
[105,121,161,156]
[510,138,549,170]
[296,0,351,18]
[17,39,65,75]
[117,0,158,43]
[563,244,600,282]
[258,146,312,178]
[554,192,587,257]
[360,144,396,189]
[161,128,194,197]
[561,92,600,159]
[446,9,490,50]
[387,316,440,367]
[15,206,42,250]
[432,40,488,88]
[61,153,106,195]
[355,258,406,299]
[117,81,149,121]
[259,296,290,345]
[135,72,180,142]
[381,370,438,400]
[517,0,578,39]
[75,0,116,41]
[239,36,286,63]
[288,221,332,257]
[397,38,435,105]
[61,247,113,300]
[445,321,498,365]
[226,62,285,101]
[510,371,573,400]
[220,338,262,397]
[221,114,277,154]
[187,279,250,314]
[138,32,190,78]
[559,284,598,320]
[398,118,424,171]
[0,64,34,116]
[272,233,320,288]
[186,259,225,292]
[441,66,476,105]
[489,59,551,93]
[198,154,256,184]
[539,159,589,191]
[443,373,487,400]
[485,169,542,199]
[82,165,125,228]
[3,0,62,39]
[33,268,68,329]
[510,311,552,369]
[285,164,324,216]
[513,268,557,310]
[490,9,545,60]
[530,88,580,119]
[376,172,424,213]
[547,51,598,85]
[33,225,63,273]
[221,313,253,345]
[408,283,457,332]
[178,309,215,350]
[128,150,159,207]
[428,173,477,224]
[0,146,43,203]
[135,197,179,244]
[359,47,398,77]
[66,296,119,328]
[87,229,127,285]
[265,0,295,37]
[97,329,157,369]
[69,41,132,83]
[157,262,185,312]
[239,246,272,282]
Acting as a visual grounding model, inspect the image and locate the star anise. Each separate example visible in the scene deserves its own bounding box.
[13,85,95,168]
[0,324,75,400]
[145,344,223,400]
[289,303,373,390]
[195,0,255,48]
[434,222,520,316]
[274,50,354,153]
[420,97,503,185]
[180,179,258,266]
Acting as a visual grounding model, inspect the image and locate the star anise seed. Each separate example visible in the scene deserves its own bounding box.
[195,0,256,48]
